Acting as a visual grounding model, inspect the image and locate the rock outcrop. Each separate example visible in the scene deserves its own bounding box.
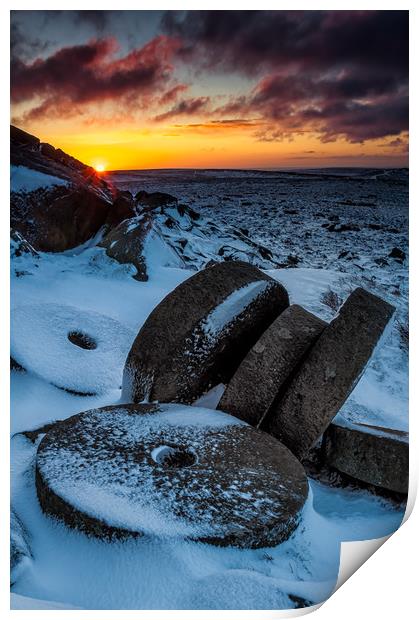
[10,125,134,252]
[122,261,289,403]
[99,213,185,281]
[135,189,178,211]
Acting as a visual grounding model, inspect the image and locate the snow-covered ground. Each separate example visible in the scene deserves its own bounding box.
[11,165,68,193]
[11,168,408,609]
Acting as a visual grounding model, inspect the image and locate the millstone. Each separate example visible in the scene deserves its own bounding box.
[11,303,134,395]
[218,305,326,426]
[35,403,308,548]
[122,261,289,404]
[324,420,408,494]
[262,288,395,459]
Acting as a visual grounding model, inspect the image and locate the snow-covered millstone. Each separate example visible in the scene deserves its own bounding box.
[11,303,135,395]
[35,403,308,547]
[262,288,395,460]
[323,420,408,494]
[122,261,289,404]
[218,305,326,426]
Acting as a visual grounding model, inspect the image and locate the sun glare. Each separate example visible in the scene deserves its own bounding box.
[94,163,106,173]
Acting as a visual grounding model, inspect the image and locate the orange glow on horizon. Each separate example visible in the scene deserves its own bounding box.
[16,118,408,171]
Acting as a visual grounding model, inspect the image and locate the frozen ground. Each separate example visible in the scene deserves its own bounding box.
[11,167,408,609]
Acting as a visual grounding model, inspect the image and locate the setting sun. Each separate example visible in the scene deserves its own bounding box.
[94,163,106,173]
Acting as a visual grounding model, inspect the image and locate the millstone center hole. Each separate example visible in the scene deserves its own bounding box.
[151,445,196,468]
[67,331,97,350]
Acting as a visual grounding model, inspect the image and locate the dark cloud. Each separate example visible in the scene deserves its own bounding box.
[162,10,408,75]
[154,97,210,122]
[74,10,113,32]
[10,20,52,61]
[11,35,182,121]
[162,10,408,142]
[237,71,409,142]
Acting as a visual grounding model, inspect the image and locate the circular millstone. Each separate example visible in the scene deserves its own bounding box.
[122,261,289,404]
[35,404,308,548]
[262,288,395,460]
[218,305,326,426]
[11,303,135,394]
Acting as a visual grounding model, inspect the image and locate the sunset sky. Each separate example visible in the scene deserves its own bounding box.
[11,10,408,171]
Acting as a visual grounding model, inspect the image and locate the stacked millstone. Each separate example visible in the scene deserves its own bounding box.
[218,285,405,495]
[122,260,290,404]
[259,288,397,461]
[35,261,310,547]
[33,261,405,552]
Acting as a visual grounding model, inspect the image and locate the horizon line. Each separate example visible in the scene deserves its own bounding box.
[104,165,409,173]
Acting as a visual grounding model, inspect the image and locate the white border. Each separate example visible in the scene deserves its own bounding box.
[2,2,416,618]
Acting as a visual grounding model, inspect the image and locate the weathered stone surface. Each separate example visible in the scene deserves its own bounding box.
[36,403,308,547]
[262,288,395,459]
[324,420,408,494]
[99,214,184,281]
[218,305,326,426]
[99,214,154,280]
[106,191,137,227]
[11,511,31,585]
[122,261,289,403]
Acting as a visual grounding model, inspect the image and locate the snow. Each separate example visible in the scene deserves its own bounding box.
[202,280,272,337]
[11,165,68,192]
[11,593,81,610]
[11,303,135,394]
[11,168,407,609]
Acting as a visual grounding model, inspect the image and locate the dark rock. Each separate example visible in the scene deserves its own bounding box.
[36,403,308,547]
[99,214,183,281]
[11,511,31,585]
[324,421,408,494]
[218,305,326,426]
[106,192,137,227]
[326,223,360,233]
[12,186,112,252]
[262,288,395,459]
[389,247,406,261]
[10,125,135,252]
[122,261,289,404]
[374,258,389,267]
[135,190,178,211]
[11,125,40,149]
